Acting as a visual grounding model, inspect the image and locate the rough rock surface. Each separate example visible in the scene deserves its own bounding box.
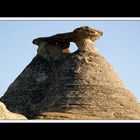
[0,102,27,120]
[1,26,140,119]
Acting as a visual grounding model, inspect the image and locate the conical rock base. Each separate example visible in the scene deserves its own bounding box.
[1,26,140,119]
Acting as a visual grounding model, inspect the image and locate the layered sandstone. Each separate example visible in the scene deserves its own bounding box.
[1,26,140,119]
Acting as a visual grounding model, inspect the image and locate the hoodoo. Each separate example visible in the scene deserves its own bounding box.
[1,26,140,119]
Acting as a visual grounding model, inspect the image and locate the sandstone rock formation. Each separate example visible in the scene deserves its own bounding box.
[1,26,140,120]
[0,102,27,120]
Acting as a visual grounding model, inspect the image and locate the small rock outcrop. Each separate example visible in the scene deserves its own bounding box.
[0,102,27,120]
[1,26,140,119]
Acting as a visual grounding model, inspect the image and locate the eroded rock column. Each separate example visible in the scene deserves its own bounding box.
[0,33,72,119]
[1,26,140,120]
[38,26,140,119]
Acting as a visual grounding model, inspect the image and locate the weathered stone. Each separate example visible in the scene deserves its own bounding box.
[0,32,72,119]
[1,26,140,119]
[0,102,27,120]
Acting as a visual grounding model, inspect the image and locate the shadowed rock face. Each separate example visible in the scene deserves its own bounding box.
[0,39,71,118]
[1,26,140,119]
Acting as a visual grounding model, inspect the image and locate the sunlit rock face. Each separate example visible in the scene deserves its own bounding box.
[0,102,27,120]
[1,26,140,120]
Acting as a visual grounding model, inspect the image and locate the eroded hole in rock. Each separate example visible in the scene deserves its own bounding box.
[69,42,78,53]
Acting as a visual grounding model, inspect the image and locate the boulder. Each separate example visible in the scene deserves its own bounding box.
[0,102,27,120]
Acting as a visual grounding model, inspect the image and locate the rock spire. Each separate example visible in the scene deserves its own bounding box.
[1,26,140,119]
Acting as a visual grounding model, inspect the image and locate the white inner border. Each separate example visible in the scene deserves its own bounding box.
[0,17,140,20]
[0,17,140,123]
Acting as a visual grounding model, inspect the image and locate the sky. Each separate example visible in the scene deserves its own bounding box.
[0,19,140,102]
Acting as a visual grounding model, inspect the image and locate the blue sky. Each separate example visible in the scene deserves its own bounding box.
[0,20,140,102]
